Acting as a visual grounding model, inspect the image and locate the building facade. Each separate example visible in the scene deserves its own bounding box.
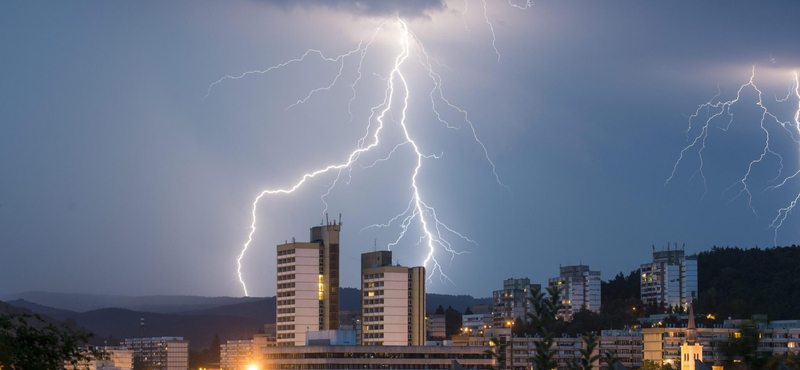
[120,337,188,370]
[360,250,426,346]
[276,223,341,346]
[640,249,698,310]
[67,346,134,370]
[548,265,601,321]
[643,321,800,364]
[453,328,643,370]
[259,344,494,370]
[492,278,540,328]
[427,314,446,339]
[221,339,256,370]
[462,313,494,334]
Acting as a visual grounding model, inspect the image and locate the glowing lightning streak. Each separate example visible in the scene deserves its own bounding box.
[219,17,500,296]
[667,67,800,246]
[507,0,533,10]
[481,0,501,63]
[768,72,800,244]
[231,25,402,296]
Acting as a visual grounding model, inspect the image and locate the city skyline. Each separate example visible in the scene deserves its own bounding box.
[2,0,800,298]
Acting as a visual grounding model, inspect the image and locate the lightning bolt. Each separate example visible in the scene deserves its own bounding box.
[209,18,507,296]
[481,0,501,63]
[768,72,800,244]
[667,67,800,246]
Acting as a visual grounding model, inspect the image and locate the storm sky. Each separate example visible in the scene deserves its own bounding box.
[1,0,799,298]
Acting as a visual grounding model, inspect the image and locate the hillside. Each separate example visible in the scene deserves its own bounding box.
[695,245,800,320]
[0,292,260,313]
[180,297,275,322]
[49,308,264,349]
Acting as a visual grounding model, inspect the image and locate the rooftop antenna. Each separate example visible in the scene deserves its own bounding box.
[140,316,145,338]
[326,213,329,225]
[339,213,342,226]
[374,239,377,252]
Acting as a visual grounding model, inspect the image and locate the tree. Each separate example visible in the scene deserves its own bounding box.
[725,319,765,369]
[435,305,445,315]
[0,312,106,370]
[567,332,600,370]
[527,285,564,370]
[209,333,221,364]
[767,352,800,370]
[641,360,676,370]
[445,306,462,337]
[465,307,474,315]
[484,337,509,370]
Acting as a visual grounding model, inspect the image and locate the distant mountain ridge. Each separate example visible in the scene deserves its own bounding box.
[0,291,261,313]
[2,289,492,348]
[1,289,491,316]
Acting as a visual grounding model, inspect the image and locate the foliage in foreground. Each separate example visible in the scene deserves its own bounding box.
[0,312,106,370]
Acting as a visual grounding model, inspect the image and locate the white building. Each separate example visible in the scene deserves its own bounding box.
[66,346,133,370]
[462,313,493,334]
[360,250,426,346]
[276,222,341,346]
[548,265,601,321]
[426,314,446,340]
[221,339,255,370]
[640,248,698,310]
[492,278,539,328]
[120,337,188,370]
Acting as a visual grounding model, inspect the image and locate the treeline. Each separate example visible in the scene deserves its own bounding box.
[695,245,800,320]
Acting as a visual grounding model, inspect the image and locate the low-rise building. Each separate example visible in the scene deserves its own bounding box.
[121,337,188,370]
[259,344,494,370]
[427,314,446,339]
[221,339,256,370]
[452,328,642,370]
[643,318,800,363]
[463,313,493,334]
[66,347,133,370]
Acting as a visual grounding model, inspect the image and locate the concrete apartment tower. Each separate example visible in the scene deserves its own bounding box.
[360,250,426,346]
[548,265,601,321]
[640,247,698,310]
[276,220,341,346]
[492,278,540,328]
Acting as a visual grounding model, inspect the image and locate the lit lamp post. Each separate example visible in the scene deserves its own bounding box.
[507,320,514,370]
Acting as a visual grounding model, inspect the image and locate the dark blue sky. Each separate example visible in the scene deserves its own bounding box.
[1,0,798,298]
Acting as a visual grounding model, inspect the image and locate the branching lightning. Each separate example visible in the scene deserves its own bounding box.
[208,17,508,296]
[667,67,800,246]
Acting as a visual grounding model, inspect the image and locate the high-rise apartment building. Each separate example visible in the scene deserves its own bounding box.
[640,248,698,310]
[492,278,540,328]
[360,250,426,346]
[120,337,188,370]
[276,222,341,346]
[548,265,601,321]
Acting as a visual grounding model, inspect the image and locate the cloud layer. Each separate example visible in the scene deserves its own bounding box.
[263,0,447,18]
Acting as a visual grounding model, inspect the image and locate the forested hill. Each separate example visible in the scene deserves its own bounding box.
[695,245,800,320]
